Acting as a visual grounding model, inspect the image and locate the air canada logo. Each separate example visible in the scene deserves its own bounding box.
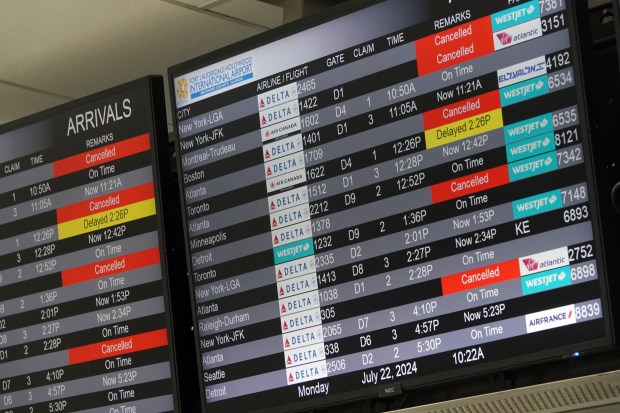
[176,77,189,100]
[522,258,538,271]
[496,32,512,46]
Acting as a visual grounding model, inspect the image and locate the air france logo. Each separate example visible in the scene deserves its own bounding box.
[525,304,576,333]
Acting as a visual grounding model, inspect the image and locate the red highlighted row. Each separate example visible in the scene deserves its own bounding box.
[68,328,168,365]
[56,182,154,224]
[442,259,521,295]
[53,133,150,178]
[62,247,161,287]
[423,90,501,131]
[431,165,509,204]
[415,16,494,76]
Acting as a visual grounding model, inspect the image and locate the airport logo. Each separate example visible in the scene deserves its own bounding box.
[278,273,319,299]
[275,256,315,281]
[525,304,576,333]
[266,168,307,193]
[270,203,310,230]
[258,83,298,111]
[263,134,303,161]
[259,100,300,129]
[284,342,325,368]
[279,290,320,315]
[519,247,570,276]
[272,221,312,248]
[262,117,301,143]
[264,152,305,179]
[286,360,328,385]
[281,308,321,333]
[493,18,542,51]
[176,77,189,100]
[497,56,547,88]
[282,325,323,350]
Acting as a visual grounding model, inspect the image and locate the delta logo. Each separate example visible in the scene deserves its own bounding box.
[284,342,326,368]
[282,325,323,350]
[176,77,189,100]
[286,361,328,385]
[275,256,315,281]
[257,83,298,111]
[267,186,308,213]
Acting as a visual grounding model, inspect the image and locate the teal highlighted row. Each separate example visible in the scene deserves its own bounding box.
[509,151,558,182]
[492,0,540,32]
[501,75,549,107]
[504,113,554,145]
[505,133,555,163]
[273,238,314,264]
[512,189,562,219]
[521,266,571,295]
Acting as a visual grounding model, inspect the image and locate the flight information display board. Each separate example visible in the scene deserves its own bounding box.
[0,78,179,412]
[170,1,613,412]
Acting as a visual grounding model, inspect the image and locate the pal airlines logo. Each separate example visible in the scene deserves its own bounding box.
[496,32,512,46]
[176,77,189,100]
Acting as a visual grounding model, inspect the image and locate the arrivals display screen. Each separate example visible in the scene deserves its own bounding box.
[170,1,613,412]
[0,77,179,412]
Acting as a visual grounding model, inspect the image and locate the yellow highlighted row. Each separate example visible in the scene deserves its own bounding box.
[58,198,156,240]
[425,108,504,149]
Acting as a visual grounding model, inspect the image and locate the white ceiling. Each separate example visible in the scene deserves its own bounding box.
[0,0,298,131]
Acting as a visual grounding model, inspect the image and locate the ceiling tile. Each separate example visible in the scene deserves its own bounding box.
[0,83,72,126]
[207,0,283,28]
